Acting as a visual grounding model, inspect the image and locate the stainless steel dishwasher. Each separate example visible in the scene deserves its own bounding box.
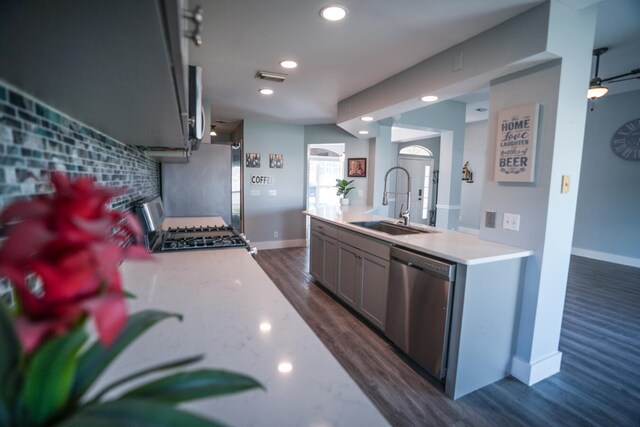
[386,246,456,380]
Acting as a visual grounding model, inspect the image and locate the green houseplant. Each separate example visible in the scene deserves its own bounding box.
[0,173,262,427]
[335,179,355,206]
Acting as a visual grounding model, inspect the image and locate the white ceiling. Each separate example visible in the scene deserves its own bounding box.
[190,0,640,127]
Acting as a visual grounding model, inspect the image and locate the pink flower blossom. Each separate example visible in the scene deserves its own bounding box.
[0,172,150,353]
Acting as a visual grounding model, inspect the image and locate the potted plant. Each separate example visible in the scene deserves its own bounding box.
[335,179,355,206]
[0,173,262,426]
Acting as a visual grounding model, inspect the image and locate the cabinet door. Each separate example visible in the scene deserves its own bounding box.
[359,253,390,330]
[338,243,360,308]
[323,237,338,293]
[309,232,324,282]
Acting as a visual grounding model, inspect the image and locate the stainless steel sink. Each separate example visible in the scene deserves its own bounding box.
[349,221,437,235]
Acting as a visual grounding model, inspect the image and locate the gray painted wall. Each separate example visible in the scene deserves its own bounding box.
[573,89,640,265]
[460,121,488,231]
[243,120,306,244]
[481,0,596,376]
[161,143,231,223]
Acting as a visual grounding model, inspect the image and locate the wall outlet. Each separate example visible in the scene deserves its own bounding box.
[503,213,520,231]
[485,211,496,228]
[274,231,279,238]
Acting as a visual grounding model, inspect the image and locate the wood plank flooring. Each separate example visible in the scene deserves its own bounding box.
[255,249,640,427]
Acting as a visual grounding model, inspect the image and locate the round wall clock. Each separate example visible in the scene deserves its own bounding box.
[611,118,640,161]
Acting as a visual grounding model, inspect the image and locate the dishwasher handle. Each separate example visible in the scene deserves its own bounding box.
[390,247,456,281]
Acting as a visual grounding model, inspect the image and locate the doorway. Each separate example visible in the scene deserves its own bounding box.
[392,146,435,225]
[307,143,345,208]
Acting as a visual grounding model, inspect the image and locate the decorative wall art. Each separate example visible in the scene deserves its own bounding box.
[246,153,261,168]
[462,161,474,183]
[494,103,540,183]
[347,158,367,177]
[269,153,284,168]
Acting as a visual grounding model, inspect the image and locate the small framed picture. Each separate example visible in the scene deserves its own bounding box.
[246,153,261,168]
[269,153,283,168]
[347,158,367,177]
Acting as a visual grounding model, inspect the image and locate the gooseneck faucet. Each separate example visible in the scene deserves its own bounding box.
[382,166,411,226]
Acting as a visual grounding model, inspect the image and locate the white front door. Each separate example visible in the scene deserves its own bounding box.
[394,156,434,224]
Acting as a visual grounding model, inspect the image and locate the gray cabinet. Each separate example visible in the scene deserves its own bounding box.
[337,230,390,331]
[0,0,190,149]
[310,219,339,293]
[337,243,360,307]
[310,219,391,330]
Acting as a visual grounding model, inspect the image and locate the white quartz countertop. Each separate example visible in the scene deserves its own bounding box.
[305,205,532,265]
[107,216,388,426]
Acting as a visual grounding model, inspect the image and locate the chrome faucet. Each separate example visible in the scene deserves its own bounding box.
[382,166,411,226]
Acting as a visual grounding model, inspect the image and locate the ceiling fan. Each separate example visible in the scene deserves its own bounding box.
[588,47,640,99]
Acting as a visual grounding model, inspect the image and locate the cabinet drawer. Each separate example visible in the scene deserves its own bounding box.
[338,229,391,260]
[310,218,338,239]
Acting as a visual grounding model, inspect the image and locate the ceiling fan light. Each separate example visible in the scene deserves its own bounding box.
[587,84,608,99]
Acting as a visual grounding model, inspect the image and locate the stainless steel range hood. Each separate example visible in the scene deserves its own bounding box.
[143,147,190,163]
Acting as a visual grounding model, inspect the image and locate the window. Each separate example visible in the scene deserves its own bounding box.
[399,146,433,157]
[308,145,344,207]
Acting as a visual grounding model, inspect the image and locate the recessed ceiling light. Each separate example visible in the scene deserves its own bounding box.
[358,130,369,135]
[280,60,298,69]
[360,116,374,122]
[259,88,274,95]
[320,5,347,21]
[421,95,438,102]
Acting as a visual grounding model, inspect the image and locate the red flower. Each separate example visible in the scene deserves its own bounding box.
[0,173,150,353]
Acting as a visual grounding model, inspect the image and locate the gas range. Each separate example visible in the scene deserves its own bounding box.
[136,198,252,254]
[150,225,248,252]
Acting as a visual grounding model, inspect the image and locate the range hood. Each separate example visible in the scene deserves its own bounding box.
[143,147,190,163]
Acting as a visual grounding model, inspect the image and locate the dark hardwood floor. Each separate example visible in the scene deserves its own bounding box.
[255,248,640,427]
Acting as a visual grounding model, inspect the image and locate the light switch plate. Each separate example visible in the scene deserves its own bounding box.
[503,213,520,231]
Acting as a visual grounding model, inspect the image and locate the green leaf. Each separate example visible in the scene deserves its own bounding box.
[0,400,10,427]
[0,302,21,414]
[21,327,88,426]
[121,369,263,403]
[54,398,227,427]
[89,354,203,403]
[71,310,181,401]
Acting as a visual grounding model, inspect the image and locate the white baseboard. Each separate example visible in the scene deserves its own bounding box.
[571,247,640,268]
[254,239,307,250]
[511,352,562,386]
[458,226,480,236]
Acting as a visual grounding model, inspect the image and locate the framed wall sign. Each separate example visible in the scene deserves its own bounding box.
[246,153,260,168]
[494,103,540,183]
[269,153,283,168]
[347,158,367,177]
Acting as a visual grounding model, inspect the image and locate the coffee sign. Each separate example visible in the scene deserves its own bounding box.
[494,103,540,183]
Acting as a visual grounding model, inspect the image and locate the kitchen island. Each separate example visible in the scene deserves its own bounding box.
[305,205,533,399]
[305,205,532,265]
[105,217,388,426]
